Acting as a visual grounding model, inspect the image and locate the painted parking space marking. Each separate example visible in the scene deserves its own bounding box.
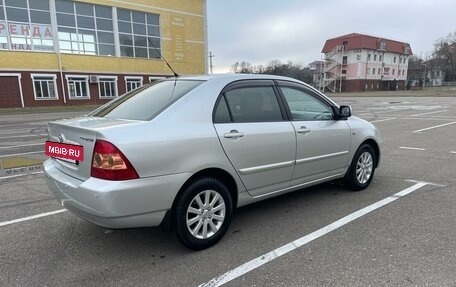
[410,110,447,117]
[399,147,426,151]
[413,121,456,133]
[451,151,456,154]
[199,181,434,287]
[1,151,44,157]
[0,143,44,149]
[370,118,396,123]
[0,134,47,140]
[0,209,67,227]
[0,171,43,180]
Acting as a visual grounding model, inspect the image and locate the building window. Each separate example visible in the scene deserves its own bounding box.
[342,56,347,65]
[392,69,395,75]
[368,54,371,61]
[117,8,161,59]
[378,68,381,75]
[372,68,376,75]
[98,77,117,98]
[56,0,115,56]
[67,76,89,98]
[402,70,405,76]
[1,0,53,52]
[32,74,58,99]
[379,55,382,62]
[125,77,143,92]
[393,56,397,63]
[374,55,377,61]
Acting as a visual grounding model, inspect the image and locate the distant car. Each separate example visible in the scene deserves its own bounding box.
[44,74,380,250]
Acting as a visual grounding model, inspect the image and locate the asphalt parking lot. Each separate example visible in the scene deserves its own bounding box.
[1,95,455,287]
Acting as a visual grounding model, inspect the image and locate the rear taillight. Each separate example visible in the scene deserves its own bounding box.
[91,140,139,180]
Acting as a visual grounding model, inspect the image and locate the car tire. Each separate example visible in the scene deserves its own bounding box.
[344,144,376,191]
[174,177,233,250]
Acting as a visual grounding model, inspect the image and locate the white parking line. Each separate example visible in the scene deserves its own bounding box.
[413,121,456,133]
[0,171,43,180]
[0,151,44,157]
[370,118,396,123]
[451,151,456,154]
[399,146,426,151]
[0,209,67,227]
[410,110,447,117]
[0,143,44,149]
[0,134,47,140]
[199,181,431,287]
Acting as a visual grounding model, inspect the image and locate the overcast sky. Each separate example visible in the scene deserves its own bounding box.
[206,0,456,73]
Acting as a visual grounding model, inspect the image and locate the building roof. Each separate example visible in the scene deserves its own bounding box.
[322,33,413,55]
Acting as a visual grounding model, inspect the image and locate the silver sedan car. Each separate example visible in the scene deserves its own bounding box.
[44,74,380,250]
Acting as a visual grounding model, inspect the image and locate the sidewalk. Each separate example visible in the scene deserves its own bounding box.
[0,105,100,115]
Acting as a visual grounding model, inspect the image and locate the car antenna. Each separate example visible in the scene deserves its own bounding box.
[148,37,179,77]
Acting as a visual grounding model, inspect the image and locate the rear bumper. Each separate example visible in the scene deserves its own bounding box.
[43,159,190,229]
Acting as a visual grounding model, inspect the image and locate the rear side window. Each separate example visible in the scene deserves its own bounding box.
[215,86,283,123]
[89,80,203,120]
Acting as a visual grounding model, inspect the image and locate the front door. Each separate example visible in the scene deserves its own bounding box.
[213,81,296,197]
[277,82,351,186]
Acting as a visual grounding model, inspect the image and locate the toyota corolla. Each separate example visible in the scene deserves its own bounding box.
[44,74,380,250]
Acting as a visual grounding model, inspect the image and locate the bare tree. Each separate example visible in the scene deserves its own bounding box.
[232,59,312,84]
[433,32,456,81]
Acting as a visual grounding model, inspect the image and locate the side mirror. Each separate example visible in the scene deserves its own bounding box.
[338,105,352,119]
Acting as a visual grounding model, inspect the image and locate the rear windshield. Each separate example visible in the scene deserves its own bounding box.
[89,79,204,120]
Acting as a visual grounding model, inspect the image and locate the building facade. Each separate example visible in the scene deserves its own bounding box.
[0,0,207,108]
[320,33,412,92]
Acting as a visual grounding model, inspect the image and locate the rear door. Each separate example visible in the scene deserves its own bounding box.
[277,81,351,186]
[213,80,296,197]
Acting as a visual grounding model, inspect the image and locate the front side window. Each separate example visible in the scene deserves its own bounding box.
[99,77,117,98]
[280,86,333,121]
[67,76,89,98]
[222,86,283,123]
[32,75,58,99]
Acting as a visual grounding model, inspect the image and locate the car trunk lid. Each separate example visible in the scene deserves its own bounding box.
[47,117,137,181]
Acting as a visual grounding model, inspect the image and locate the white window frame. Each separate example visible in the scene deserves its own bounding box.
[98,76,118,99]
[66,75,90,99]
[31,74,59,100]
[125,76,143,92]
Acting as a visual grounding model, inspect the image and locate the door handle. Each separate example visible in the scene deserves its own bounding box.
[296,126,311,134]
[224,130,244,139]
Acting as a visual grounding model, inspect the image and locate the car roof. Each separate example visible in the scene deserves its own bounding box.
[160,74,338,107]
[166,73,304,83]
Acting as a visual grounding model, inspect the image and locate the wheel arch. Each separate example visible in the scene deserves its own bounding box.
[161,168,238,231]
[360,138,380,168]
